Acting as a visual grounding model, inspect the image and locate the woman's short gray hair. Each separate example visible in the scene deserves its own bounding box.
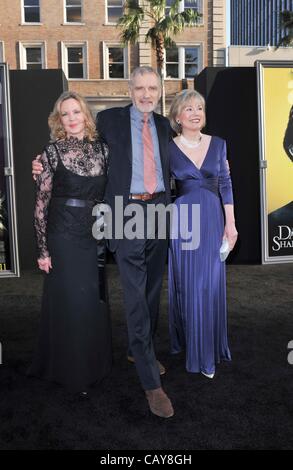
[169,89,206,135]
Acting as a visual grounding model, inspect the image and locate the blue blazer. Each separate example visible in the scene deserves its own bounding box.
[96,105,172,251]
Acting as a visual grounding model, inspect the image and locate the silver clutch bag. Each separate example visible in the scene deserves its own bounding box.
[220,238,230,262]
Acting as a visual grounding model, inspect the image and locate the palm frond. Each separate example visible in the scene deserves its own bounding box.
[163,10,200,35]
[118,17,141,44]
[163,36,176,49]
[277,34,293,48]
[145,27,159,47]
[117,0,144,45]
[117,0,144,19]
[276,10,293,49]
[280,10,293,27]
[169,0,182,16]
[178,9,201,25]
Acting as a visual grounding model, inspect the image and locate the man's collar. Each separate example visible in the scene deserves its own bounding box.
[130,105,153,122]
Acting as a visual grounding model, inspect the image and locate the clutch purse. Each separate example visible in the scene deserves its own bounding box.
[220,238,230,262]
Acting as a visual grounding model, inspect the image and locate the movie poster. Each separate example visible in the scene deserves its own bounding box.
[257,61,293,264]
[0,63,19,277]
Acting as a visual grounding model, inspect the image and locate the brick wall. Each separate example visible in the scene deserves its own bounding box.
[0,0,223,102]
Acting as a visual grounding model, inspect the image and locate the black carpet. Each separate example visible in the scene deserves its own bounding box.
[0,263,293,450]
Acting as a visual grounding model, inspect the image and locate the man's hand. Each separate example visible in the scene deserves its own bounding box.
[38,256,52,274]
[32,155,43,181]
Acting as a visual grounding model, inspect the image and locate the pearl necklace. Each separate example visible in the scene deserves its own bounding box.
[180,133,202,149]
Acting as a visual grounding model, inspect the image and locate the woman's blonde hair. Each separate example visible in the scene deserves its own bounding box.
[48,91,97,141]
[169,89,206,135]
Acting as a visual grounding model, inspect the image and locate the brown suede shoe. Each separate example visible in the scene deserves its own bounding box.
[145,387,174,418]
[127,355,166,376]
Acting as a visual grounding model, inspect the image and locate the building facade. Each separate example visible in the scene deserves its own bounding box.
[0,0,227,110]
[229,0,293,66]
[231,0,293,47]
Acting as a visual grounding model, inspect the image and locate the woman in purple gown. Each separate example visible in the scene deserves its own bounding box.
[168,90,238,378]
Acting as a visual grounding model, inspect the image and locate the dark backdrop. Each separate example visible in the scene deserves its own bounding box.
[196,67,261,264]
[10,69,67,270]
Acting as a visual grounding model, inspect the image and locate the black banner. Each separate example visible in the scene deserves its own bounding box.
[0,72,11,270]
[0,63,19,276]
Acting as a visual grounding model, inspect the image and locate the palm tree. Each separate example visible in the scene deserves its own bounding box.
[276,10,293,48]
[117,0,201,115]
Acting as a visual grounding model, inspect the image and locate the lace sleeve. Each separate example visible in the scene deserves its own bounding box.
[34,145,57,259]
[102,141,109,175]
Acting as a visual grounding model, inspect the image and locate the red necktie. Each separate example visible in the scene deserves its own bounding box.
[142,114,157,194]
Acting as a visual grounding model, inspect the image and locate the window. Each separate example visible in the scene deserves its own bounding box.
[25,47,42,69]
[165,45,200,79]
[108,47,124,78]
[165,0,173,16]
[107,0,124,24]
[65,0,82,23]
[23,0,40,23]
[184,47,198,78]
[184,0,203,23]
[103,43,128,79]
[62,43,87,79]
[183,0,200,14]
[166,47,179,78]
[19,42,46,69]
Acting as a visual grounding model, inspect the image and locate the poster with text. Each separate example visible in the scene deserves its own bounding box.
[257,61,293,264]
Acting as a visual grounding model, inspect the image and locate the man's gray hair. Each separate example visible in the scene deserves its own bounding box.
[129,66,161,88]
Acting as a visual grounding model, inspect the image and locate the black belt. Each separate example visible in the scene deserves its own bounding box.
[52,197,96,208]
[129,192,165,201]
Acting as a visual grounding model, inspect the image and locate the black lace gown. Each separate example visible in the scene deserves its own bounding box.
[28,137,112,392]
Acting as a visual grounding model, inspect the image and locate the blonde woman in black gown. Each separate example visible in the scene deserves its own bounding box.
[29,91,112,393]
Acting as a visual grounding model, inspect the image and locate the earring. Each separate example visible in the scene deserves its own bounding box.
[176,120,180,124]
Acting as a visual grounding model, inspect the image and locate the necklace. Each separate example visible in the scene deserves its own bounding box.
[180,133,202,149]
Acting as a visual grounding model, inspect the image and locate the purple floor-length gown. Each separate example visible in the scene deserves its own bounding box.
[168,136,233,375]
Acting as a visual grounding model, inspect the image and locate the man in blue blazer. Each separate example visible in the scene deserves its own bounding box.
[97,67,173,418]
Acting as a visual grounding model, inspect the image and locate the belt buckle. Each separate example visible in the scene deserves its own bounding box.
[129,192,159,201]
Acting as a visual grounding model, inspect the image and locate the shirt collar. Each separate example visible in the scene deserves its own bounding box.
[130,105,154,126]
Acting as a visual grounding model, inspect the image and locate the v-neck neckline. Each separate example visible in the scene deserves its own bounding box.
[172,136,213,172]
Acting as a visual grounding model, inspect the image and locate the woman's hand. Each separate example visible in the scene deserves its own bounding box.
[32,155,43,181]
[37,256,52,274]
[224,222,238,251]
